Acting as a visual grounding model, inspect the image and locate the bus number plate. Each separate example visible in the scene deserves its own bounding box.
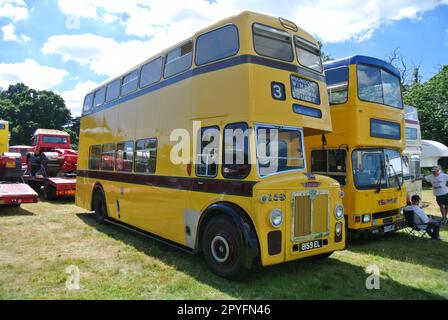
[384,224,395,233]
[299,240,323,252]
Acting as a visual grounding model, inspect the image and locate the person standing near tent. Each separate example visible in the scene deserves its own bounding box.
[425,166,448,224]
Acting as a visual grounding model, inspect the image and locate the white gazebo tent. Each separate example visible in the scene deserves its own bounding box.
[421,140,448,168]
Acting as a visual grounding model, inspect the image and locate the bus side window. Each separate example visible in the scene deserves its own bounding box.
[82,93,93,115]
[135,138,157,174]
[101,143,116,171]
[196,126,219,177]
[222,122,250,179]
[195,24,239,66]
[311,150,326,172]
[325,67,348,105]
[140,57,163,88]
[121,70,139,96]
[164,41,193,78]
[106,79,121,102]
[116,141,134,172]
[93,87,106,110]
[89,145,101,170]
[311,149,347,186]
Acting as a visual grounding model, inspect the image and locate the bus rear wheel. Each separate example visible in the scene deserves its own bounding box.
[93,191,108,224]
[202,215,249,280]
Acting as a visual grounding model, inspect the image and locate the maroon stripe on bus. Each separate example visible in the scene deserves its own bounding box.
[77,170,257,197]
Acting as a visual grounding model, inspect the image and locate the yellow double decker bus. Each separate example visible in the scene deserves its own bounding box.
[306,56,406,238]
[76,11,345,280]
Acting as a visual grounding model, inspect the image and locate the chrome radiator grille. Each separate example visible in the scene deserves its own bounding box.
[292,190,330,241]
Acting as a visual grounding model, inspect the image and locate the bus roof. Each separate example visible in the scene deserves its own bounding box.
[92,11,318,92]
[323,55,400,78]
[34,129,69,136]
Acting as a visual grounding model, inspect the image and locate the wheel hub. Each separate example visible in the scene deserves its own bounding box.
[211,235,231,263]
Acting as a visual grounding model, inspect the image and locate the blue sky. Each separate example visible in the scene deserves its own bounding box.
[0,0,447,116]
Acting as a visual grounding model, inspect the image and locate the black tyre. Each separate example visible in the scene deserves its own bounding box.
[93,190,108,224]
[43,183,56,201]
[202,215,250,280]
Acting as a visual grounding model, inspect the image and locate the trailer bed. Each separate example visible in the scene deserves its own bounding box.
[0,182,38,205]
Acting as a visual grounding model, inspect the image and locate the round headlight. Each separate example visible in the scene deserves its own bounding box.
[334,205,344,220]
[362,214,371,223]
[335,222,342,236]
[270,209,283,228]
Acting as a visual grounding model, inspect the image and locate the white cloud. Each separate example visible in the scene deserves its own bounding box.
[60,80,99,116]
[1,23,30,42]
[45,0,448,82]
[42,34,161,77]
[0,0,29,22]
[0,59,68,90]
[56,0,448,43]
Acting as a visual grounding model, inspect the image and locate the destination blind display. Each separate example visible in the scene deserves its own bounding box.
[290,75,320,105]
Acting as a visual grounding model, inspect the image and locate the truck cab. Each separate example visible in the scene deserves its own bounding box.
[32,129,72,156]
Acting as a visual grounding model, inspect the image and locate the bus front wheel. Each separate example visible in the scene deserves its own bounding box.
[93,190,108,224]
[202,215,250,280]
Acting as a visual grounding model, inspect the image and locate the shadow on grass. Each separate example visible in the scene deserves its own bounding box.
[0,205,35,216]
[347,228,448,272]
[35,189,75,205]
[76,212,444,300]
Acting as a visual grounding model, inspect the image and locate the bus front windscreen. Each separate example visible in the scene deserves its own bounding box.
[256,125,305,177]
[352,148,403,190]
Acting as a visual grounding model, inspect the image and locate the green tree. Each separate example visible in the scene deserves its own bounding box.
[404,65,448,147]
[64,116,80,150]
[317,41,333,62]
[0,83,71,145]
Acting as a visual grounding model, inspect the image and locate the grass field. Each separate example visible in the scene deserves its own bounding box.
[0,190,447,300]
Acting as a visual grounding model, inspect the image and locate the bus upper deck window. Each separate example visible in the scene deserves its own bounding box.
[121,70,139,96]
[253,23,293,62]
[82,93,93,115]
[106,79,120,102]
[140,57,163,88]
[294,36,323,73]
[164,42,193,78]
[357,64,403,109]
[195,24,239,66]
[93,87,106,109]
[325,67,349,105]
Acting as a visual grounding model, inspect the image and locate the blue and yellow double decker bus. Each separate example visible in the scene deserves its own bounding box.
[76,11,346,279]
[306,55,406,238]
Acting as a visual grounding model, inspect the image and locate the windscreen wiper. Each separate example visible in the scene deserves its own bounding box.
[375,164,384,194]
[388,164,402,191]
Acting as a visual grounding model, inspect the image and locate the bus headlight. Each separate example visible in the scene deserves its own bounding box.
[270,209,283,228]
[335,222,343,236]
[362,214,371,223]
[334,205,344,220]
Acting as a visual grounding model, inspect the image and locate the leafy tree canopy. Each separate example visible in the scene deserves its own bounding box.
[404,65,448,147]
[0,83,77,147]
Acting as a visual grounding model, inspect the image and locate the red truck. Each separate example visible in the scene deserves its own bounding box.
[24,129,77,200]
[0,120,38,207]
[9,145,33,171]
